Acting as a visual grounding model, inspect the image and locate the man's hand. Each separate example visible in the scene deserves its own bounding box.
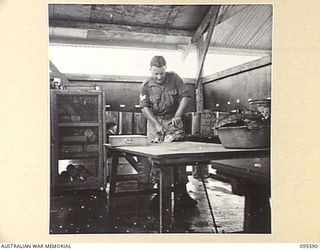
[171,116,182,127]
[155,123,166,135]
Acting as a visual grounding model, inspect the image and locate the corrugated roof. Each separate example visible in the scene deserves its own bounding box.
[49,4,210,30]
[212,5,272,51]
[49,4,272,56]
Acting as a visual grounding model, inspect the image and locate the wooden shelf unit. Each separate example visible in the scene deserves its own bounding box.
[50,89,105,190]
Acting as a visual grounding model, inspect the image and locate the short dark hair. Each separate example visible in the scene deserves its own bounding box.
[150,56,166,67]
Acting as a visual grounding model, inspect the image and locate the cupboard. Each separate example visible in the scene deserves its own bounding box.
[50,90,105,190]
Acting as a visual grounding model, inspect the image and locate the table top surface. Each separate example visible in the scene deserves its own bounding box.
[211,157,270,176]
[104,141,269,159]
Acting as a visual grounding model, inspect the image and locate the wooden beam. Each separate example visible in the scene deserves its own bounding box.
[194,6,221,112]
[195,6,221,89]
[63,74,146,83]
[49,60,71,86]
[201,55,272,84]
[207,46,271,56]
[192,6,218,44]
[192,5,250,44]
[196,36,205,112]
[183,5,250,59]
[49,73,196,85]
[49,19,194,37]
[51,37,270,57]
[179,44,270,59]
[124,155,138,171]
[49,37,184,51]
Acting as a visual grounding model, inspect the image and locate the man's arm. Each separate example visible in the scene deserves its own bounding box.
[172,96,191,126]
[141,107,166,134]
[174,96,190,118]
[139,82,165,133]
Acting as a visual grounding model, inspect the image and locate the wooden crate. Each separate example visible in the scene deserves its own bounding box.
[133,112,147,135]
[200,111,213,135]
[105,111,119,124]
[184,112,200,135]
[185,111,229,136]
[119,112,133,135]
[108,135,148,146]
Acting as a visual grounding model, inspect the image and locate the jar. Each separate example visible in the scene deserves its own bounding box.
[249,98,271,119]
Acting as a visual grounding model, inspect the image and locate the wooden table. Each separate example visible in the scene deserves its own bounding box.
[211,157,271,233]
[104,141,270,233]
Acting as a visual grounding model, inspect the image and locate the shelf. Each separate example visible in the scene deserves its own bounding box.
[51,90,105,191]
[59,151,99,159]
[58,122,99,127]
[53,177,103,190]
[52,89,103,94]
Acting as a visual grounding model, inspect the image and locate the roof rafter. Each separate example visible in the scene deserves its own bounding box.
[49,38,183,51]
[195,6,221,88]
[192,6,219,44]
[49,20,194,38]
[192,5,250,44]
[50,38,271,57]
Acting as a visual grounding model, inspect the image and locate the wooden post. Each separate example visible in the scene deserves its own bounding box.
[196,35,205,113]
[194,6,221,113]
[194,6,221,86]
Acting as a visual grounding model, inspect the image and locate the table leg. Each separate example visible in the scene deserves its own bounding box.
[243,188,271,233]
[159,166,173,233]
[227,177,271,233]
[108,152,119,207]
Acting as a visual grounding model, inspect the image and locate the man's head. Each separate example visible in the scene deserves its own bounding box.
[150,56,167,84]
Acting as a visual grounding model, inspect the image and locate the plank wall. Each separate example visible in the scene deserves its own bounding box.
[202,55,272,112]
[51,74,196,113]
[50,74,196,135]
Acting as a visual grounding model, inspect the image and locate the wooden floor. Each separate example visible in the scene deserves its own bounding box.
[50,174,245,234]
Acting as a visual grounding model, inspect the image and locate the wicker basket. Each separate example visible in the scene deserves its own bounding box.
[217,125,270,149]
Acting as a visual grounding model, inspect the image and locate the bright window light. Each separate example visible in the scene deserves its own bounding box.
[49,44,197,78]
[49,44,263,78]
[203,53,262,75]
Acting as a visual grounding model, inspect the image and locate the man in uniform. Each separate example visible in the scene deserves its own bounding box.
[139,55,197,207]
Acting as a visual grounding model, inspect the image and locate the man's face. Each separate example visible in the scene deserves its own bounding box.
[150,66,166,84]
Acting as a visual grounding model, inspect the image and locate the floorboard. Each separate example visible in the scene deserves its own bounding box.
[50,175,244,234]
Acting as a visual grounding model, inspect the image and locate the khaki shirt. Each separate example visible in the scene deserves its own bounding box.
[139,72,191,116]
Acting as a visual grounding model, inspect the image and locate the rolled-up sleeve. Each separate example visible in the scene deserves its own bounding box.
[139,84,150,108]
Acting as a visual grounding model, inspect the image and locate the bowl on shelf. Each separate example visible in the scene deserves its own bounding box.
[217,125,270,149]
